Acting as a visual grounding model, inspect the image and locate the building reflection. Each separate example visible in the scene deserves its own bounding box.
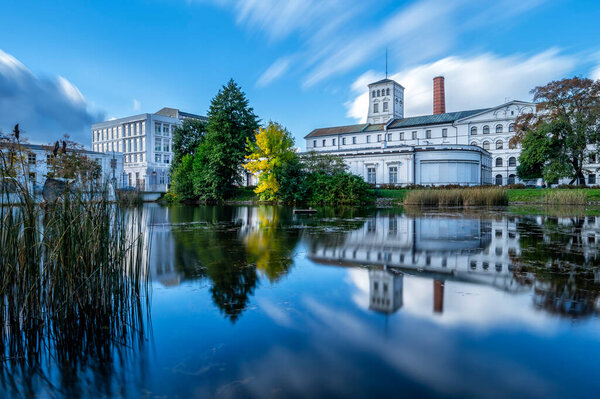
[368,269,403,314]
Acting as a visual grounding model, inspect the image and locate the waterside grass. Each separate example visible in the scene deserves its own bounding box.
[403,187,508,207]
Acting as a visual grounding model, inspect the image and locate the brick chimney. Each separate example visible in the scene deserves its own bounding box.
[433,76,446,115]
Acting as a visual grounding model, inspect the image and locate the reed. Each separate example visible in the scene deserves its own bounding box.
[541,190,587,205]
[0,143,149,395]
[403,186,508,207]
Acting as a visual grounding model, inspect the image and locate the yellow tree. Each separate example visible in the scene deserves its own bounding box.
[244,121,296,201]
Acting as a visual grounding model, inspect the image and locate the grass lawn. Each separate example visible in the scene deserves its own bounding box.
[507,188,600,203]
[372,189,408,200]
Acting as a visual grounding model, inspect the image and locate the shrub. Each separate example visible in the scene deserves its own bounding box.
[170,154,196,201]
[305,172,374,205]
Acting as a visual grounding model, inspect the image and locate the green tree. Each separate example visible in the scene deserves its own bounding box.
[193,79,259,200]
[172,118,207,166]
[513,77,600,185]
[300,151,347,175]
[244,121,296,201]
[170,154,195,201]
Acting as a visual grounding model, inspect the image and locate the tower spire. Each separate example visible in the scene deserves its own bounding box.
[385,48,388,79]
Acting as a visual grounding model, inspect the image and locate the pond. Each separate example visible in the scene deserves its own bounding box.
[5,204,600,398]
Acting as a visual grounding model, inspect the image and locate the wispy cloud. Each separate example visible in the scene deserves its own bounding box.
[346,49,576,122]
[0,49,103,145]
[133,99,141,111]
[203,0,549,88]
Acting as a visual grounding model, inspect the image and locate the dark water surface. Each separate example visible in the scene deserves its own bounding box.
[7,204,600,398]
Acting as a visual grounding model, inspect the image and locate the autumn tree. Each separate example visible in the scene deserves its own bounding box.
[244,121,296,201]
[513,77,600,185]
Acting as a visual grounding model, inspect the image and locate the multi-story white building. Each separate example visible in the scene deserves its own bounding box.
[305,76,549,186]
[92,107,205,192]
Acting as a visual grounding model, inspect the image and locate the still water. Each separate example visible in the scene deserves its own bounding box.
[8,204,600,398]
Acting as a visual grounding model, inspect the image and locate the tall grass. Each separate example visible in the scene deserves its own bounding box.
[0,144,149,395]
[541,190,587,205]
[403,187,508,207]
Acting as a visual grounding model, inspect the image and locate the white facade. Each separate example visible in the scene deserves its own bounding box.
[306,77,560,186]
[2,144,124,192]
[91,108,205,192]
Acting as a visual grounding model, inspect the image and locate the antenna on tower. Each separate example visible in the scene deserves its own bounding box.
[385,48,388,79]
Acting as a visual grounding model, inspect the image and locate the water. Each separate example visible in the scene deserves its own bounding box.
[5,204,600,398]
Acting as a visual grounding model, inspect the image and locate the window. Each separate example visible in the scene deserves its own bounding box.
[383,102,388,112]
[496,124,503,133]
[508,174,516,185]
[509,123,515,132]
[589,174,597,185]
[589,154,596,164]
[367,167,376,184]
[483,141,490,150]
[352,137,356,144]
[483,125,490,134]
[389,166,398,184]
[399,132,404,140]
[155,154,161,163]
[322,139,326,147]
[155,137,161,151]
[163,124,169,134]
[29,172,36,182]
[155,123,161,134]
[495,174,503,185]
[366,135,370,143]
[426,130,431,139]
[28,153,36,165]
[508,157,516,167]
[164,139,170,152]
[471,126,477,135]
[442,128,447,138]
[509,140,517,149]
[377,134,381,142]
[496,158,503,167]
[412,131,417,140]
[386,88,390,96]
[372,91,375,98]
[164,155,170,164]
[387,133,392,141]
[332,139,336,146]
[374,103,379,113]
[342,137,346,145]
[496,140,503,149]
[471,141,477,146]
[377,90,380,97]
[313,140,316,147]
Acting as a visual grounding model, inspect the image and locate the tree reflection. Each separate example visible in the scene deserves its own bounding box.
[513,216,600,318]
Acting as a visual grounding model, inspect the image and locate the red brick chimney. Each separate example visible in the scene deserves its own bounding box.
[433,76,446,115]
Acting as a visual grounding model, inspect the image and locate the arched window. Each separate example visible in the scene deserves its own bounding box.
[471,126,478,135]
[386,88,390,96]
[496,124,503,133]
[483,125,490,134]
[377,89,380,96]
[483,141,490,150]
[508,140,517,149]
[372,90,376,98]
[496,140,503,149]
[509,123,515,132]
[508,157,516,167]
[495,174,503,185]
[508,174,516,185]
[496,157,503,167]
[470,141,477,146]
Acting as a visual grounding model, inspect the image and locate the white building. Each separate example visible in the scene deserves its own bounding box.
[1,143,124,193]
[305,76,545,186]
[92,107,205,192]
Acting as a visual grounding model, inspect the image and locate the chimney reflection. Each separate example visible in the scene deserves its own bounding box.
[433,280,444,314]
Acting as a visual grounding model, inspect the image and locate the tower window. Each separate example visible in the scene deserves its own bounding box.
[386,88,390,96]
[377,89,380,97]
[374,103,379,113]
[383,102,388,112]
[372,91,376,98]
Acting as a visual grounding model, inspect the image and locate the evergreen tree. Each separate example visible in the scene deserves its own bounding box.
[172,118,207,166]
[193,79,259,200]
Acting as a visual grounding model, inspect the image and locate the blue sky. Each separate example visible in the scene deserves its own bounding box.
[1,0,600,147]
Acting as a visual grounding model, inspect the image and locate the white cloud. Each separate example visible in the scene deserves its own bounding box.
[133,99,141,111]
[346,49,576,122]
[256,57,292,87]
[0,49,103,145]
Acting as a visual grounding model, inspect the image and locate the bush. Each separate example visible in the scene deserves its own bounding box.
[304,172,374,205]
[170,154,196,201]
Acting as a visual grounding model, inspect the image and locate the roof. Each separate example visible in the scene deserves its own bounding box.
[305,108,490,138]
[1,143,106,155]
[305,123,384,138]
[387,109,490,129]
[368,78,403,87]
[155,107,206,121]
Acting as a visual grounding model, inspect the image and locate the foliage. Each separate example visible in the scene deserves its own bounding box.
[244,121,296,201]
[300,151,347,175]
[513,77,600,185]
[192,79,259,201]
[170,154,196,201]
[44,135,102,183]
[277,155,308,203]
[304,171,374,205]
[171,118,207,166]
